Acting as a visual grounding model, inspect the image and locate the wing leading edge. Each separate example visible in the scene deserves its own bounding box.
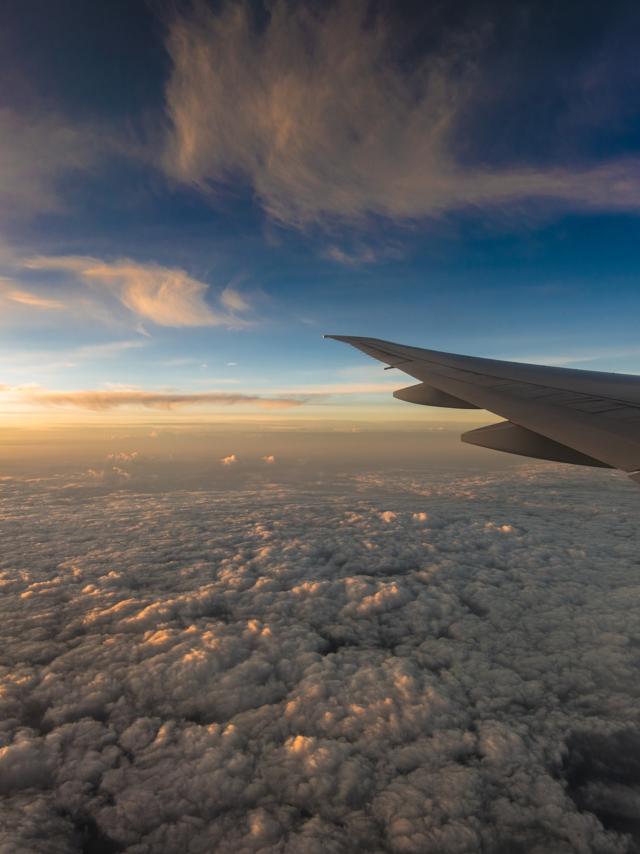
[326,335,640,484]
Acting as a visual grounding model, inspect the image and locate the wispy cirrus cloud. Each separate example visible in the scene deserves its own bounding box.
[323,244,403,267]
[163,0,640,229]
[220,285,251,313]
[0,341,146,381]
[505,347,640,369]
[271,382,399,395]
[0,284,64,310]
[0,108,100,219]
[23,256,251,328]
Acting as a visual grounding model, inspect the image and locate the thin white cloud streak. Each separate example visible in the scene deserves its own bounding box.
[270,382,401,394]
[163,1,640,228]
[220,286,250,312]
[24,256,252,328]
[1,287,64,310]
[27,389,307,411]
[73,340,145,358]
[504,347,640,369]
[187,379,403,395]
[0,341,145,379]
[324,245,395,266]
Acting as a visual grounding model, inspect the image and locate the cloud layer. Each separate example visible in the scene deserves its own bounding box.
[30,389,305,411]
[1,463,639,852]
[163,1,640,227]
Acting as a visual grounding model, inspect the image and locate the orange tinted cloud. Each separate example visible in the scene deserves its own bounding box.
[29,389,306,411]
[24,256,251,328]
[163,1,640,228]
[5,289,64,310]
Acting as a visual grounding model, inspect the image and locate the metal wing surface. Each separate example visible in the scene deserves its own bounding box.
[326,335,640,483]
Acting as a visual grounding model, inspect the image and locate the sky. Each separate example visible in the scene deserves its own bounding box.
[3,0,640,436]
[4,5,640,853]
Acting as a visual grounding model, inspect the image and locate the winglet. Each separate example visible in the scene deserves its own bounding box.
[324,334,409,359]
[324,334,385,346]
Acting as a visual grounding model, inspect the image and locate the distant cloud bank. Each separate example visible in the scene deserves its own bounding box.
[30,389,306,411]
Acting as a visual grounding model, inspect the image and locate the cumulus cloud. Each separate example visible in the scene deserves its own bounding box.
[106,452,139,463]
[0,464,639,852]
[163,1,640,228]
[220,453,238,465]
[24,256,252,328]
[29,389,306,411]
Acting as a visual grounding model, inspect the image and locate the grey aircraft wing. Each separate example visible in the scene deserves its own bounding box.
[325,335,640,484]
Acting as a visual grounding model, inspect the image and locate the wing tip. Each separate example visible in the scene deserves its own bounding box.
[324,334,368,343]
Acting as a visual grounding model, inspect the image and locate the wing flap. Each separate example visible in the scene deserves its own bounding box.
[462,421,612,468]
[393,383,479,408]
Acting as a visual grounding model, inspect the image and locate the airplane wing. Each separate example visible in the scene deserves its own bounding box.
[325,335,640,484]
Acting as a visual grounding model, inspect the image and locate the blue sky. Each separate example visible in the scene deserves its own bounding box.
[3,0,640,423]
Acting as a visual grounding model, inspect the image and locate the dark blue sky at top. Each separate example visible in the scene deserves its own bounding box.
[3,0,640,397]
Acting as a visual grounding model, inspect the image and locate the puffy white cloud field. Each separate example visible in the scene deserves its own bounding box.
[1,462,640,853]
